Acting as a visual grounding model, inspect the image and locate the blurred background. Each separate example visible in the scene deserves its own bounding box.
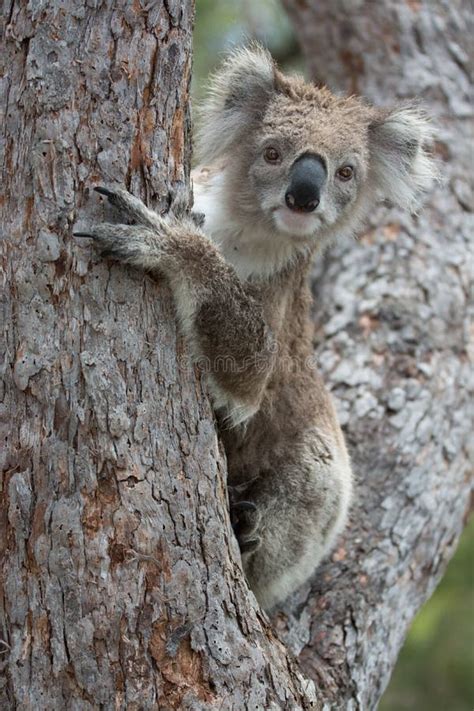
[193,2,474,709]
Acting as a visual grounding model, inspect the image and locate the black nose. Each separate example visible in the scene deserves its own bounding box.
[285,154,326,213]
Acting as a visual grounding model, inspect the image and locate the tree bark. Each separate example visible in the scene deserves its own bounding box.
[1,1,472,710]
[0,3,313,710]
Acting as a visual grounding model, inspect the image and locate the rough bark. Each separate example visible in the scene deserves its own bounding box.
[276,0,473,708]
[1,1,472,710]
[0,2,314,710]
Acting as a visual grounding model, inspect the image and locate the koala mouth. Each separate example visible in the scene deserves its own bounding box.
[272,205,321,238]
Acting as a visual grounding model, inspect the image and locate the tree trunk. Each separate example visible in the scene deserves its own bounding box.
[1,1,472,710]
[0,3,312,709]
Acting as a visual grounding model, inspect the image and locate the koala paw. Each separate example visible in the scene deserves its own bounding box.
[230,500,262,554]
[74,221,162,266]
[74,186,173,268]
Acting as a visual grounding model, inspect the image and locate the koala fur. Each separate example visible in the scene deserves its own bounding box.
[76,46,435,610]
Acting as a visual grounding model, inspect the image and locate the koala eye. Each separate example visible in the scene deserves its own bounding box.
[264,146,281,164]
[336,165,354,181]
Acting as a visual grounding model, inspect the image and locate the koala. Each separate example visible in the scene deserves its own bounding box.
[75,46,435,610]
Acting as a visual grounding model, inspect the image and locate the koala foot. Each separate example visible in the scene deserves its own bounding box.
[230,500,261,554]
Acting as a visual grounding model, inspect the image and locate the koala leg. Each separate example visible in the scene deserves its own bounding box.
[233,453,351,611]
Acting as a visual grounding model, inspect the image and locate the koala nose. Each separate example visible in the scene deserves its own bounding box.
[285,154,326,213]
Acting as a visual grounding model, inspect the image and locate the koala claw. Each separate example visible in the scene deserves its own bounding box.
[92,185,164,232]
[94,186,114,199]
[94,185,130,212]
[239,537,261,554]
[230,500,262,555]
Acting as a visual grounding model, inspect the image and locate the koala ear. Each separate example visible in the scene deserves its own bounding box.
[368,106,437,210]
[196,44,280,163]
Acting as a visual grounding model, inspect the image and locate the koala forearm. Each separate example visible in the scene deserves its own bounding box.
[162,231,276,418]
[77,188,275,422]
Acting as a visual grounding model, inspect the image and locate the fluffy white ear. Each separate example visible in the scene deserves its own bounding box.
[196,44,279,163]
[368,106,437,210]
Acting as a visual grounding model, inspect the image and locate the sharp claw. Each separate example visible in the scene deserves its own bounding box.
[94,186,114,198]
[239,537,261,554]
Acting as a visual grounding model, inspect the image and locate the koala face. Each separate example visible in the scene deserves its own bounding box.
[246,93,372,239]
[197,45,435,245]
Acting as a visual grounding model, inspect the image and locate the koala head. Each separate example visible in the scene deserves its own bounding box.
[197,45,435,243]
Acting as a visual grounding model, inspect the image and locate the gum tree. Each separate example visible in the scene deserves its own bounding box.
[1,0,471,709]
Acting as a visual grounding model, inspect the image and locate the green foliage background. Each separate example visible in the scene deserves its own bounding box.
[193,2,474,709]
